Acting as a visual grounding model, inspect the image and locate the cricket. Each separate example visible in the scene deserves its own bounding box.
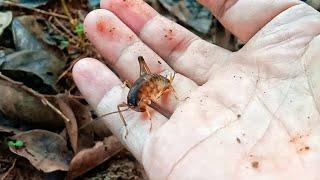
[80,56,178,138]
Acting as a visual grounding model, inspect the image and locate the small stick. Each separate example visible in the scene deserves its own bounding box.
[0,73,70,122]
[56,57,82,82]
[49,22,76,43]
[60,0,76,27]
[2,1,68,19]
[53,17,85,47]
[42,98,70,123]
[53,17,77,39]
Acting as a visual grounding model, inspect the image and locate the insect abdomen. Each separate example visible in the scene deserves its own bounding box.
[127,74,169,109]
[139,74,169,98]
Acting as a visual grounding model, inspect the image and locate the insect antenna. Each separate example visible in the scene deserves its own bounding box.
[79,107,130,131]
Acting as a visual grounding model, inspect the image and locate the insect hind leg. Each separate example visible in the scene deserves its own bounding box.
[117,103,130,139]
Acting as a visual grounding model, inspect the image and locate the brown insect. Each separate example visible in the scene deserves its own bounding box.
[80,56,178,138]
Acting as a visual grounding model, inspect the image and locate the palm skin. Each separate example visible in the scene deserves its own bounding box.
[73,0,320,179]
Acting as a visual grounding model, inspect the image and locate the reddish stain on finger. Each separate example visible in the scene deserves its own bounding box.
[101,0,158,34]
[94,15,137,43]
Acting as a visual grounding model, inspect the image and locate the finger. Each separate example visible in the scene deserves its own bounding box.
[198,0,300,42]
[100,0,231,84]
[72,58,121,107]
[84,9,198,113]
[84,9,169,82]
[72,58,168,161]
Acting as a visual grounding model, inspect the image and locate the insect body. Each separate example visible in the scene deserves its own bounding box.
[117,56,176,137]
[79,56,176,137]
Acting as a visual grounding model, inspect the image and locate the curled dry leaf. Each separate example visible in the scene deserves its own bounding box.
[55,95,78,153]
[67,136,124,179]
[9,130,72,172]
[0,79,64,128]
[159,0,212,33]
[0,50,64,94]
[12,15,65,59]
[0,125,21,135]
[69,99,94,150]
[0,11,13,36]
[10,0,49,8]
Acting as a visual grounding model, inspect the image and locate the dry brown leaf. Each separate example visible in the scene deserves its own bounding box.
[9,130,72,172]
[69,99,94,150]
[0,79,64,129]
[67,135,124,179]
[0,125,21,135]
[55,94,78,153]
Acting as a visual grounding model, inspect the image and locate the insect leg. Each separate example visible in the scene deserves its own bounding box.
[122,80,132,88]
[166,72,176,84]
[169,86,189,102]
[139,99,153,132]
[117,103,130,138]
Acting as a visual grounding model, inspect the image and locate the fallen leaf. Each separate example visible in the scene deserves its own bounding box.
[0,79,64,128]
[69,99,94,151]
[67,136,124,179]
[304,0,320,10]
[159,0,212,33]
[0,112,22,135]
[12,16,66,59]
[88,0,99,9]
[0,50,64,94]
[0,11,12,36]
[10,0,49,8]
[9,130,72,172]
[55,94,78,153]
[0,125,21,135]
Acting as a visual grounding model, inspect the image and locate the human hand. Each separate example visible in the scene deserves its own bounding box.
[72,0,320,179]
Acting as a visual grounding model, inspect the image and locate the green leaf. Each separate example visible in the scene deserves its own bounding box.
[8,140,24,148]
[58,40,69,50]
[74,23,84,36]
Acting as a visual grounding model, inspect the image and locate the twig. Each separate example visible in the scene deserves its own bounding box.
[0,73,70,122]
[42,98,70,123]
[3,1,68,19]
[66,95,85,100]
[53,17,76,39]
[1,158,17,180]
[57,56,82,82]
[60,0,77,27]
[49,22,76,44]
[43,94,84,100]
[53,17,82,45]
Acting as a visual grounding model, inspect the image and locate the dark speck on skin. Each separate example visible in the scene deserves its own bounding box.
[236,137,241,144]
[251,161,259,168]
[237,114,241,118]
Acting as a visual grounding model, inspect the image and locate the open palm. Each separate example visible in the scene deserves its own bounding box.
[73,0,320,179]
